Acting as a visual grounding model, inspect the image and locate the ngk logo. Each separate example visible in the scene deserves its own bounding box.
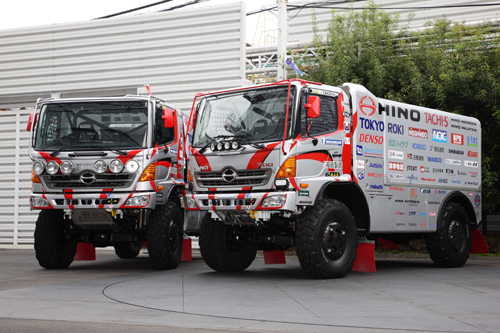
[359,96,376,116]
[452,133,464,145]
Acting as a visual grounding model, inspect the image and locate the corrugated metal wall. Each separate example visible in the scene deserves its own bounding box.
[0,2,247,247]
[288,0,500,43]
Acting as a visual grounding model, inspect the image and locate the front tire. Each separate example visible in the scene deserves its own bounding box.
[147,200,184,270]
[296,198,358,279]
[34,210,77,269]
[114,241,142,259]
[426,202,471,267]
[199,214,257,272]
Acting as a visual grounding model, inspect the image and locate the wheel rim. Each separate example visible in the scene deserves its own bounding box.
[168,219,180,253]
[448,220,465,251]
[323,221,347,260]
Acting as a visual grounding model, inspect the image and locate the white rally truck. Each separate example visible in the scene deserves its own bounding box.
[183,79,481,279]
[28,95,186,270]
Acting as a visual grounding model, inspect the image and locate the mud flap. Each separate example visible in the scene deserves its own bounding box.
[263,250,286,264]
[377,238,400,250]
[352,239,376,273]
[181,237,192,261]
[74,242,96,261]
[470,229,489,254]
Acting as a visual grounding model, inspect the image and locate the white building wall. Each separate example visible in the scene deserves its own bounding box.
[0,2,247,247]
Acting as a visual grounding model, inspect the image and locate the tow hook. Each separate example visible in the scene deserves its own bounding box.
[63,209,72,220]
[110,209,124,219]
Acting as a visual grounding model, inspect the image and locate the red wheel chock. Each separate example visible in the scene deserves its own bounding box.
[377,238,400,250]
[263,250,286,264]
[181,238,192,261]
[470,229,489,254]
[352,239,376,273]
[73,242,96,261]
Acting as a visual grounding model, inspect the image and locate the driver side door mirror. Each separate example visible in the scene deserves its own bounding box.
[162,107,175,128]
[305,96,320,119]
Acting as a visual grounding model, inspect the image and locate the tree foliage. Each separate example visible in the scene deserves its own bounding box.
[293,1,500,213]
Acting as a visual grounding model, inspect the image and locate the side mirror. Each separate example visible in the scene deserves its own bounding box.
[26,112,37,131]
[305,96,320,119]
[162,107,175,128]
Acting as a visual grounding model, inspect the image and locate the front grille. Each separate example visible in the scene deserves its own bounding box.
[43,173,135,189]
[195,168,272,188]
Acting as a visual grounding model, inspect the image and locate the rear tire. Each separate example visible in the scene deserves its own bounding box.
[114,241,142,259]
[199,214,257,272]
[147,200,183,270]
[426,202,471,267]
[34,210,77,269]
[296,198,358,279]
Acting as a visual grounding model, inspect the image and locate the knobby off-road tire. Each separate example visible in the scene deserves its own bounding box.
[296,198,358,279]
[147,200,183,270]
[199,214,257,272]
[34,210,77,269]
[114,241,142,259]
[426,202,472,267]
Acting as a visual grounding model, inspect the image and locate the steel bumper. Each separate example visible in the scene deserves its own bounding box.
[187,191,296,211]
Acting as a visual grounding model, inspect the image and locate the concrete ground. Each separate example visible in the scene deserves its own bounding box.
[0,249,499,333]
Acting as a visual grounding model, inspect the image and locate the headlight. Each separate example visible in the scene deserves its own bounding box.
[31,196,49,208]
[186,197,197,208]
[224,141,231,150]
[217,142,223,151]
[33,161,44,175]
[46,161,59,175]
[231,141,239,150]
[60,161,74,175]
[125,160,139,173]
[261,195,286,208]
[109,159,124,173]
[124,195,150,207]
[94,160,107,173]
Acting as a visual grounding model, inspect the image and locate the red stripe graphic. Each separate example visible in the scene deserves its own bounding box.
[38,152,62,165]
[247,142,281,169]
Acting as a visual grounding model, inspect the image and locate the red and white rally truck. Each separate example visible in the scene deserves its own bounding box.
[28,95,186,270]
[183,79,483,278]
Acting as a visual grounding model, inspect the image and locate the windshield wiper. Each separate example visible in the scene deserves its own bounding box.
[234,132,265,149]
[77,145,128,156]
[49,144,73,157]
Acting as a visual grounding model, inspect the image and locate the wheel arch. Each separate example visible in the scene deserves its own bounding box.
[317,181,370,233]
[438,191,477,229]
[164,184,184,206]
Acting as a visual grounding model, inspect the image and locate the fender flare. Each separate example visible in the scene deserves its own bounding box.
[437,191,477,230]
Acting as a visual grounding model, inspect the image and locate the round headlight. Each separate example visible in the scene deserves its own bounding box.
[46,161,59,175]
[125,160,139,173]
[217,142,223,151]
[109,159,124,173]
[231,141,239,150]
[94,160,107,174]
[60,161,74,175]
[33,161,44,175]
[224,141,231,150]
[210,142,216,151]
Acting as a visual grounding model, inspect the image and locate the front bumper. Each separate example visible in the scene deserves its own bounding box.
[30,191,156,210]
[186,191,296,212]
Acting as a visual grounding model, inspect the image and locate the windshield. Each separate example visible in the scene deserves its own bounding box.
[34,101,149,151]
[192,86,295,147]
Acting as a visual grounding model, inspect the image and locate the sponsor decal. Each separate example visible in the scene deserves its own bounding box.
[344,121,350,132]
[357,172,364,180]
[435,189,446,194]
[432,129,447,143]
[324,161,343,169]
[448,149,464,155]
[408,127,428,139]
[380,104,421,122]
[438,178,448,183]
[431,146,445,153]
[475,194,480,207]
[298,191,310,196]
[359,96,376,116]
[465,181,479,186]
[170,149,178,155]
[357,160,365,169]
[446,169,454,175]
[360,117,384,131]
[429,212,436,216]
[389,186,404,191]
[408,223,417,227]
[457,170,467,176]
[323,139,342,146]
[387,123,404,135]
[396,211,407,216]
[325,172,341,177]
[389,150,404,159]
[368,172,383,177]
[407,165,417,171]
[424,112,448,127]
[364,148,383,156]
[369,184,383,190]
[389,139,408,148]
[407,153,424,161]
[451,180,462,184]
[156,193,163,197]
[298,201,313,204]
[420,166,430,173]
[420,223,427,227]
[464,160,478,168]
[396,222,405,226]
[356,145,363,156]
[389,173,405,180]
[359,133,383,144]
[468,192,473,196]
[469,171,478,177]
[467,136,478,147]
[426,201,441,205]
[409,211,416,216]
[451,133,464,145]
[389,162,404,171]
[420,188,431,194]
[421,177,436,182]
[412,143,426,150]
[407,175,419,180]
[369,162,383,169]
[467,151,478,158]
[344,137,351,145]
[432,168,443,173]
[410,188,417,197]
[446,159,461,165]
[427,156,442,163]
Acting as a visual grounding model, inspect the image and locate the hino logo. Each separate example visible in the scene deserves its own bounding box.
[221,169,237,183]
[80,172,96,184]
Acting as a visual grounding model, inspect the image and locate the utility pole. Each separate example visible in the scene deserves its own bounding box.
[277,0,288,80]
